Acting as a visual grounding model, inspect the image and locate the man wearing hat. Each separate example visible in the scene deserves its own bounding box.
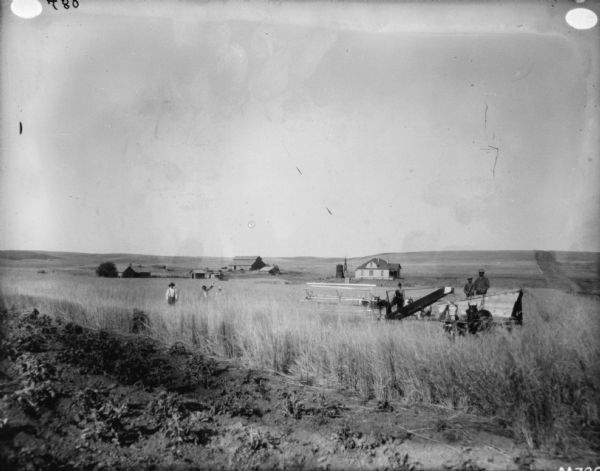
[463,277,475,298]
[165,282,179,305]
[392,283,405,310]
[473,269,490,295]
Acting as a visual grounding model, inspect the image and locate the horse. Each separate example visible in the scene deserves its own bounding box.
[465,304,493,334]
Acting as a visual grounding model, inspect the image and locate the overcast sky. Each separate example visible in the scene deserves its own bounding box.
[1,0,599,257]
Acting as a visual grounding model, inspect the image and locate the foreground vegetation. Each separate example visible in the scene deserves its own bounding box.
[1,269,599,454]
[3,306,555,470]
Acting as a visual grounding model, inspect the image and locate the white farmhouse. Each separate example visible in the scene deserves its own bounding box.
[354,258,401,280]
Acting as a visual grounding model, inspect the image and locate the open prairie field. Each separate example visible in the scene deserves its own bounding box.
[2,248,586,290]
[1,251,599,469]
[552,251,600,296]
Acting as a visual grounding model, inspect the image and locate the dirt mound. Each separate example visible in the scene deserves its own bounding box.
[0,307,582,470]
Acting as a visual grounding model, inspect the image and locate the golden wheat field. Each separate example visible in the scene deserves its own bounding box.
[2,261,599,453]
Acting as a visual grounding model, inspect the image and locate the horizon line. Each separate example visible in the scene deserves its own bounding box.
[1,248,599,260]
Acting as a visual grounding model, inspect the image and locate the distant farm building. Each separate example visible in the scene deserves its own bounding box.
[120,264,151,278]
[190,269,207,279]
[336,258,349,278]
[190,269,223,280]
[354,258,401,280]
[230,256,260,271]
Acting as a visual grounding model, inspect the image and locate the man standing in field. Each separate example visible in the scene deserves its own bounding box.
[473,269,490,295]
[464,277,475,298]
[166,282,179,305]
[392,283,405,311]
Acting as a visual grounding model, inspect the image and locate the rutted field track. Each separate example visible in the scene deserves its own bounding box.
[534,251,581,293]
[0,307,586,470]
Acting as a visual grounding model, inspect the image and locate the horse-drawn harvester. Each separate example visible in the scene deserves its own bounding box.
[304,282,524,334]
[439,289,524,335]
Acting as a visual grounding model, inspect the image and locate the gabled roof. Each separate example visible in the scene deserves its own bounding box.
[117,264,135,273]
[355,258,401,271]
[117,264,152,274]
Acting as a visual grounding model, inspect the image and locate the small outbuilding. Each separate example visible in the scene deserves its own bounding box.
[191,269,224,280]
[190,269,207,279]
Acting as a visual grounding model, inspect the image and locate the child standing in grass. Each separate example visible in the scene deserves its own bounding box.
[166,282,179,305]
[201,284,214,298]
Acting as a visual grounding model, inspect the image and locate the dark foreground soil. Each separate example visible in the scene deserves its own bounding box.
[0,308,585,470]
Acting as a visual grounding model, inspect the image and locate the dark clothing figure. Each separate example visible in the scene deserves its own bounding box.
[395,283,405,307]
[391,289,405,309]
[473,271,490,295]
[464,278,475,298]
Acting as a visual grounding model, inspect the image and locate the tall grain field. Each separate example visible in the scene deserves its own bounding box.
[1,268,599,450]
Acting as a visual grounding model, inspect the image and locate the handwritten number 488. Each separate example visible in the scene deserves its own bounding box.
[47,0,80,9]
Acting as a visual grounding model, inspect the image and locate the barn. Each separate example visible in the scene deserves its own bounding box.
[121,265,139,278]
[354,258,401,280]
[190,269,207,279]
[230,256,260,271]
[119,264,151,278]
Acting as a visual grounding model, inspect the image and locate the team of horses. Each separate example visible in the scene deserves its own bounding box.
[373,289,524,336]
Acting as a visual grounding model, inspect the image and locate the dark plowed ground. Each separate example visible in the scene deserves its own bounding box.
[0,308,577,470]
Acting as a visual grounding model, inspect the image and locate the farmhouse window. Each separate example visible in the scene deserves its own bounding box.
[369,270,373,276]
